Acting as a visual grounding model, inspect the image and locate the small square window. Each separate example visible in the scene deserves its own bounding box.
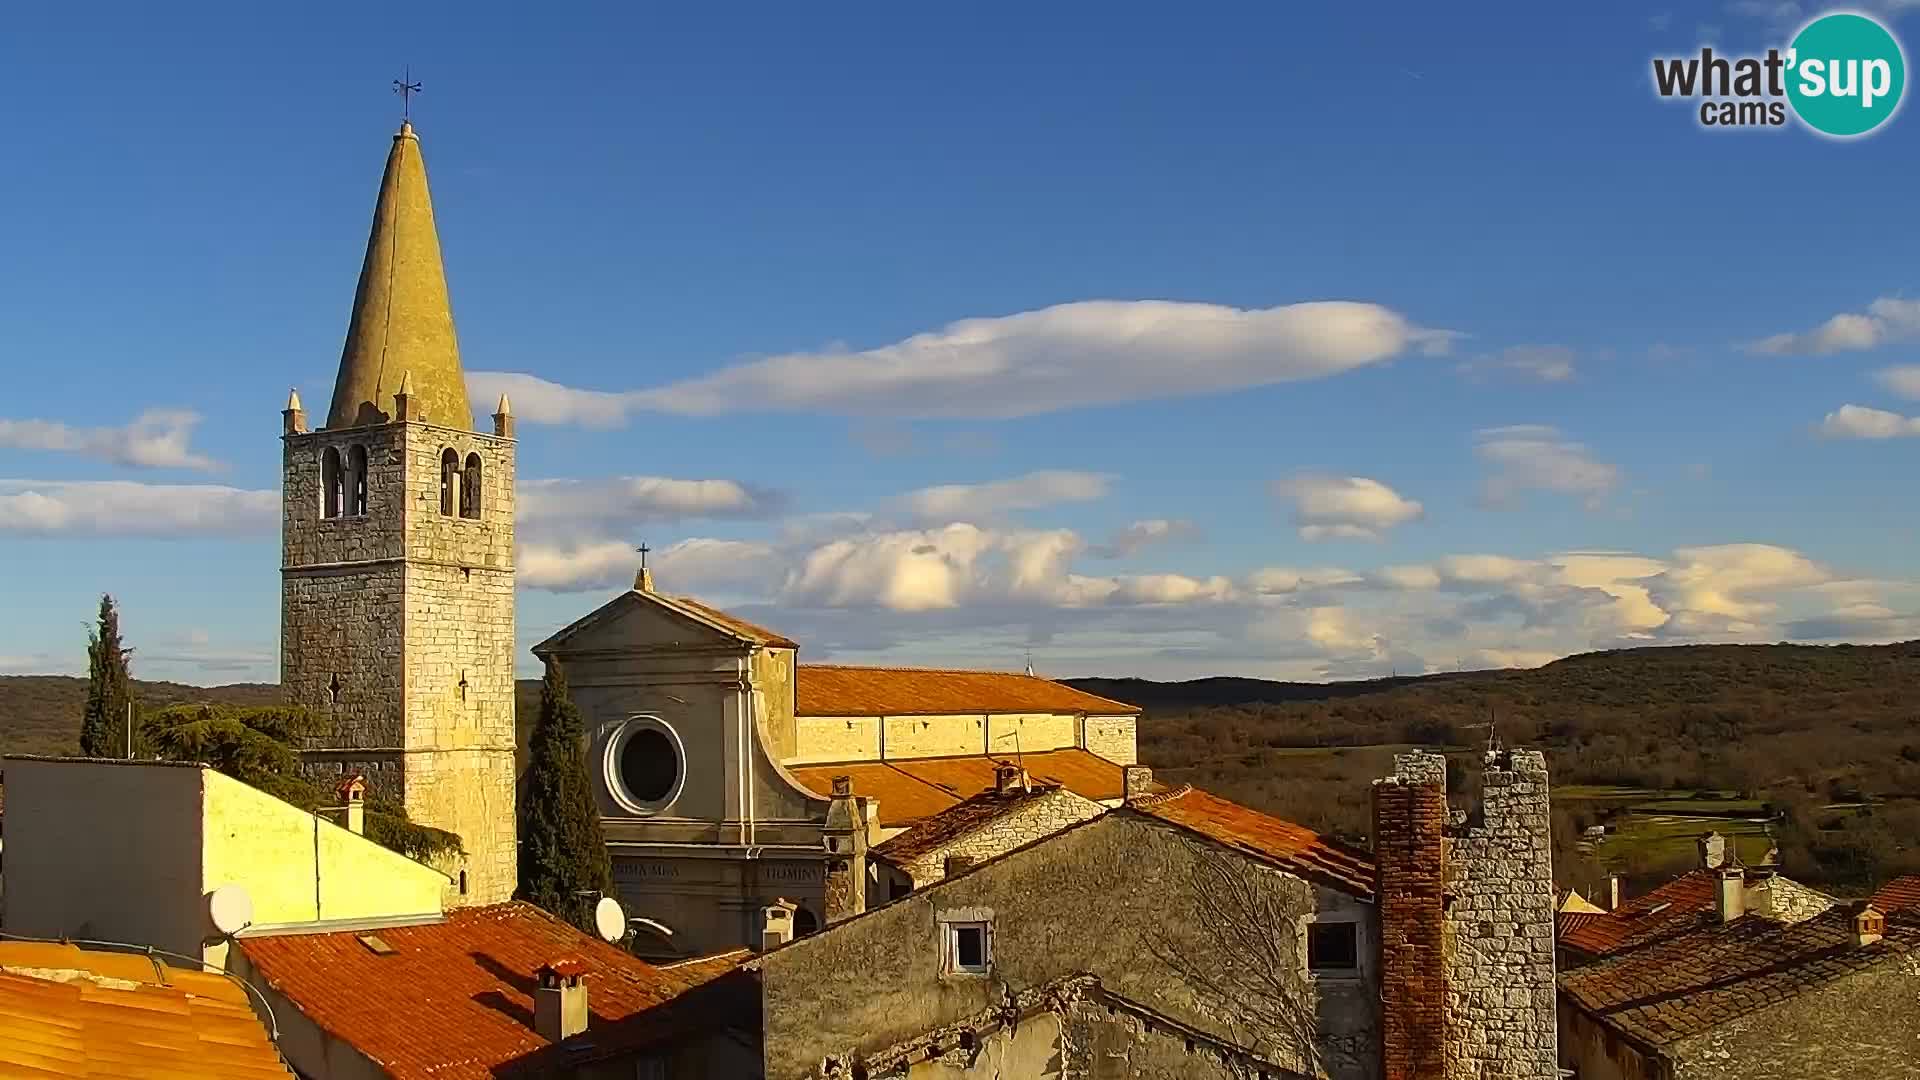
[1307,921,1358,973]
[947,921,990,975]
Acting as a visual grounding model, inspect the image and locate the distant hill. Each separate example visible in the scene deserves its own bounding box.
[0,675,287,758]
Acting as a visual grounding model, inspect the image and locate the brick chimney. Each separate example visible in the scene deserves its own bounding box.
[993,763,1026,796]
[1714,867,1745,922]
[1370,751,1449,1080]
[761,898,797,952]
[822,776,868,923]
[1122,765,1154,803]
[335,774,366,835]
[1852,903,1886,948]
[534,960,589,1042]
[1697,831,1728,870]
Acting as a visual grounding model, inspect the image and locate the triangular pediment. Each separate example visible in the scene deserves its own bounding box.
[533,589,777,657]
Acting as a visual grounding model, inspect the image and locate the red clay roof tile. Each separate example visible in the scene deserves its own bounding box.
[237,902,691,1080]
[1129,785,1376,899]
[1871,874,1920,912]
[1560,869,1720,957]
[788,749,1138,827]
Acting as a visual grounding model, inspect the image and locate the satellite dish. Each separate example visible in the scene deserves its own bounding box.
[593,896,626,943]
[208,884,254,936]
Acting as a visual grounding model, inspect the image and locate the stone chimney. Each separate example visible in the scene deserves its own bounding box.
[533,960,589,1042]
[1697,831,1728,870]
[944,855,977,879]
[1122,765,1155,803]
[1852,903,1886,948]
[282,388,308,435]
[1606,873,1623,912]
[994,763,1027,796]
[492,392,514,438]
[822,776,868,923]
[1715,867,1745,922]
[335,774,366,835]
[761,898,797,952]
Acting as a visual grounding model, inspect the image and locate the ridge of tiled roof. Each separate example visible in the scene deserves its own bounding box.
[871,783,1070,864]
[795,664,1138,716]
[1128,785,1376,900]
[666,595,799,649]
[237,901,692,1080]
[1560,869,1719,956]
[1560,907,1920,1047]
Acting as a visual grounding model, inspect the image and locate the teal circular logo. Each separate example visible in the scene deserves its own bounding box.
[1786,12,1906,137]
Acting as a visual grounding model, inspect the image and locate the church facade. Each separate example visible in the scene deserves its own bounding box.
[535,580,1142,959]
[280,120,519,907]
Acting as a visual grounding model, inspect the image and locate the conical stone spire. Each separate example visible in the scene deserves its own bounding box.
[325,121,473,430]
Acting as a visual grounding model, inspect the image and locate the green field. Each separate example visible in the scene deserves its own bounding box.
[1560,784,1776,872]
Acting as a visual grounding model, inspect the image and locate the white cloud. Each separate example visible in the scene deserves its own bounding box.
[519,536,781,594]
[1455,345,1577,383]
[1642,543,1829,631]
[470,298,1451,423]
[1749,296,1920,355]
[1459,648,1561,671]
[0,409,220,471]
[1873,365,1920,399]
[1474,425,1620,509]
[1272,473,1424,541]
[1817,404,1920,439]
[1087,518,1201,559]
[518,476,784,529]
[897,470,1111,521]
[1246,567,1364,594]
[0,480,277,536]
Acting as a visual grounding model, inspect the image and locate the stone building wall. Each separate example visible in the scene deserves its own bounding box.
[282,417,518,907]
[891,789,1107,889]
[1442,749,1559,1080]
[1748,874,1835,923]
[1083,715,1138,766]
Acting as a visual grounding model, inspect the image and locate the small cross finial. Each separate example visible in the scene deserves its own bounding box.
[636,542,651,570]
[393,67,422,121]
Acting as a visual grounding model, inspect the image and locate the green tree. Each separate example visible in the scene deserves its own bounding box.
[517,659,614,931]
[80,594,135,758]
[141,702,462,862]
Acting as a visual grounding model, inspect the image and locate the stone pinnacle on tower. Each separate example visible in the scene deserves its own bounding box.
[325,120,473,431]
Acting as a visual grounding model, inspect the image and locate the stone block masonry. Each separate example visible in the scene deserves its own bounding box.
[1373,748,1559,1080]
[282,418,518,907]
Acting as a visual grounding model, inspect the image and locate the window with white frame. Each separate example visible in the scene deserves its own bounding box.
[938,908,994,976]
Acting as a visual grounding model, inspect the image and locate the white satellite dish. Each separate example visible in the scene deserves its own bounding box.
[593,896,627,943]
[208,884,254,936]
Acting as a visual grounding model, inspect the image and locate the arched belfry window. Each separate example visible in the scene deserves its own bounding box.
[440,449,459,516]
[348,445,369,516]
[322,447,344,519]
[461,453,483,519]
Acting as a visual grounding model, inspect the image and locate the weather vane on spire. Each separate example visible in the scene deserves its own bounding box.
[393,67,423,121]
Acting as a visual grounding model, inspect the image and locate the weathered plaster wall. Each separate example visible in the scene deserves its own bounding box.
[984,712,1077,759]
[0,759,206,960]
[759,812,1379,1080]
[1669,958,1920,1080]
[1082,715,1138,766]
[880,714,990,760]
[790,715,882,764]
[1558,1000,1662,1080]
[227,957,392,1080]
[889,789,1108,889]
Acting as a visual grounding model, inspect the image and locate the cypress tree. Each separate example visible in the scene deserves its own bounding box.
[517,658,614,932]
[79,594,135,758]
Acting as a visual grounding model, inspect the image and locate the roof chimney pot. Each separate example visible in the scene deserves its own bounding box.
[533,960,589,1042]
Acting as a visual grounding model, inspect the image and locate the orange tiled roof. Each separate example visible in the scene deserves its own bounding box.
[236,903,691,1080]
[1871,874,1920,912]
[656,948,752,987]
[1560,907,1920,1046]
[795,665,1137,717]
[1129,785,1376,899]
[0,942,293,1079]
[668,595,799,649]
[1559,870,1719,957]
[789,749,1140,827]
[1557,911,1607,939]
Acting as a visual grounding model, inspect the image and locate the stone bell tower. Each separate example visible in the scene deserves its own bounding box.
[281,120,518,906]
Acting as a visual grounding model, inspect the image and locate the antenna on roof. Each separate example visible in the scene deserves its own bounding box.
[593,896,627,943]
[208,884,255,937]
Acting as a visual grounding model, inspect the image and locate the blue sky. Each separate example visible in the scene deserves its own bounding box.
[3,2,1917,683]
